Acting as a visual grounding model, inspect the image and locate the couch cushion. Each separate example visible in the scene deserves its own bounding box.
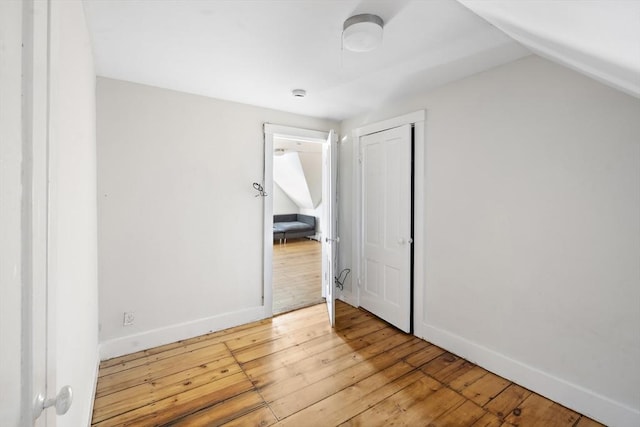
[295,214,315,227]
[277,221,314,232]
[274,214,297,223]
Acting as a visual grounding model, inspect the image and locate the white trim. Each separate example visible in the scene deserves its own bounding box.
[351,129,361,309]
[86,354,100,427]
[351,110,426,317]
[412,119,426,335]
[263,126,274,319]
[99,306,265,360]
[353,110,426,138]
[416,323,639,427]
[338,291,358,308]
[264,124,329,141]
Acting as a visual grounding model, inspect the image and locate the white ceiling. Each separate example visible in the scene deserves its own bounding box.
[83,1,639,121]
[83,0,529,121]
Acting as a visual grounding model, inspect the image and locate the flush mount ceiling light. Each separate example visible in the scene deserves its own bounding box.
[343,14,384,52]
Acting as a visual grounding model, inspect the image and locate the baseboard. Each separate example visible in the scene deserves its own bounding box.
[99,306,266,360]
[86,353,100,426]
[416,323,640,427]
[337,290,357,308]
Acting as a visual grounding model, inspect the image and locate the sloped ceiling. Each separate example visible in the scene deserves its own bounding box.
[273,153,313,209]
[272,134,323,211]
[457,0,640,98]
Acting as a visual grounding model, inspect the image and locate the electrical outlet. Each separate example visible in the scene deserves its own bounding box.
[123,312,135,326]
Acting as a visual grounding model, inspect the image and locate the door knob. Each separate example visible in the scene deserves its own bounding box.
[397,237,413,245]
[34,385,73,419]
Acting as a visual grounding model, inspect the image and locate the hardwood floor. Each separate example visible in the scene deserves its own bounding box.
[272,238,323,314]
[92,302,604,427]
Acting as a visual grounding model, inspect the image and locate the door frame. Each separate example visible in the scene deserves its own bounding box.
[0,0,54,424]
[262,124,332,319]
[352,110,426,333]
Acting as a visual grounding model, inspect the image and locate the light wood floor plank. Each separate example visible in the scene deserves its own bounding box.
[276,365,424,427]
[461,371,511,408]
[429,399,487,427]
[269,338,430,419]
[338,375,449,427]
[503,393,580,426]
[257,327,412,403]
[167,390,266,426]
[472,411,506,427]
[96,344,231,398]
[484,383,533,419]
[92,301,604,427]
[94,372,253,426]
[220,405,278,427]
[93,359,241,423]
[575,416,607,427]
[273,239,323,314]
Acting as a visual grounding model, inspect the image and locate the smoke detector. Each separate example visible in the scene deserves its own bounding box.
[292,89,306,98]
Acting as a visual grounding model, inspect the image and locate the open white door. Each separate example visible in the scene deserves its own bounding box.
[360,124,412,333]
[322,130,338,327]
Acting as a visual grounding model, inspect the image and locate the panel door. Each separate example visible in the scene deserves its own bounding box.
[360,124,412,332]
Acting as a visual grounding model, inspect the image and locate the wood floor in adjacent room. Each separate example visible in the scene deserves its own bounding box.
[272,238,323,315]
[92,302,604,427]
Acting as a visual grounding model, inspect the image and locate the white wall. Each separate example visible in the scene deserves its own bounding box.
[49,1,99,426]
[0,2,25,424]
[340,56,640,426]
[272,182,299,215]
[97,78,337,358]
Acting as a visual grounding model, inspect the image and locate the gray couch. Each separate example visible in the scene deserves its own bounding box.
[273,214,316,241]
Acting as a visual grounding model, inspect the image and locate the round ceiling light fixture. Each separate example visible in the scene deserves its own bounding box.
[292,89,306,98]
[343,14,384,52]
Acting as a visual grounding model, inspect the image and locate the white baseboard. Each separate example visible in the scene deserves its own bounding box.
[86,353,100,426]
[99,306,266,360]
[416,323,640,427]
[337,290,357,308]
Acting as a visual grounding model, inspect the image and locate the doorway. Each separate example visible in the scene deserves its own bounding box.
[272,136,325,314]
[262,125,337,324]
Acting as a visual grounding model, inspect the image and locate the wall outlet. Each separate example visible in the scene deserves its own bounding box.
[123,312,135,326]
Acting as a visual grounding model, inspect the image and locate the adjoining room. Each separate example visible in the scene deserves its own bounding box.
[272,136,325,314]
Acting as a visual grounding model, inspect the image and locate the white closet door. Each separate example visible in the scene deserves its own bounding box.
[360,124,412,332]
